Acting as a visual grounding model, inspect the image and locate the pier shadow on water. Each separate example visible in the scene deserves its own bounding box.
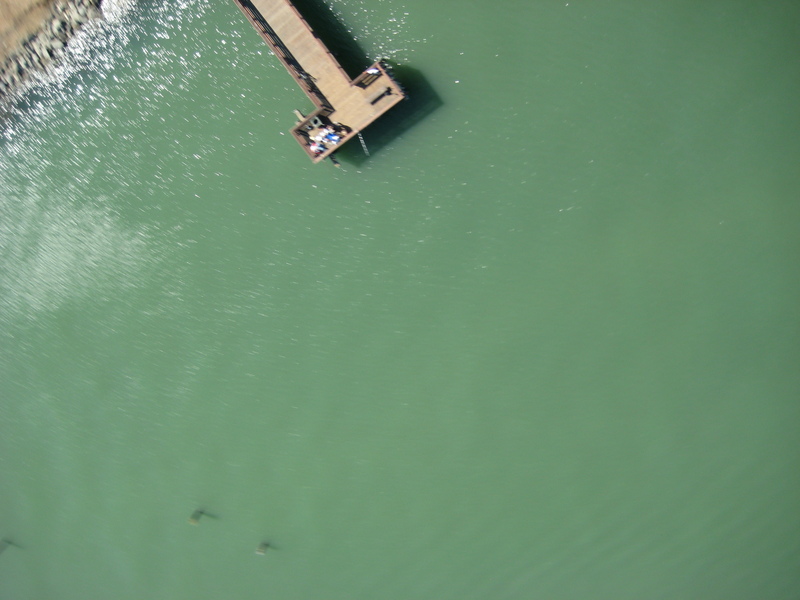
[287,0,442,166]
[288,0,370,79]
[335,63,442,167]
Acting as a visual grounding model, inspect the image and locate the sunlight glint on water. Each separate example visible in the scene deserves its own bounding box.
[1,1,799,599]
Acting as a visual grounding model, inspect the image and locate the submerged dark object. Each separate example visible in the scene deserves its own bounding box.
[188,508,218,525]
[0,538,22,556]
[255,541,271,555]
[188,508,205,525]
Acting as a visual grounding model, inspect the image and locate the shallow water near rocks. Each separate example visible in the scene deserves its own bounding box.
[1,1,799,598]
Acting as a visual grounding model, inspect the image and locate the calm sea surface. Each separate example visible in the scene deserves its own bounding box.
[1,1,799,598]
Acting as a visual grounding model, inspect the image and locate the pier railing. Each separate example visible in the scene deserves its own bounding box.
[230,0,407,163]
[232,0,333,111]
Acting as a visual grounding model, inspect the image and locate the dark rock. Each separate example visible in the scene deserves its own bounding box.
[0,0,105,103]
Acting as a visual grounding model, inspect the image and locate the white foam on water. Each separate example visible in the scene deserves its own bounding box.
[0,182,154,318]
[0,0,221,323]
[0,0,216,132]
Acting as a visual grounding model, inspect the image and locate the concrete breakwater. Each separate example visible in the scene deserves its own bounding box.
[0,0,102,101]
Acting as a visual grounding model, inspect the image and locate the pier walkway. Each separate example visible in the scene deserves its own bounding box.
[231,0,406,163]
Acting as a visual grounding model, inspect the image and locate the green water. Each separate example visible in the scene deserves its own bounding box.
[1,1,799,598]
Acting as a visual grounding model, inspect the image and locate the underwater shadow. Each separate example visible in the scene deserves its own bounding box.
[284,0,441,165]
[0,538,23,556]
[288,0,371,78]
[334,63,442,167]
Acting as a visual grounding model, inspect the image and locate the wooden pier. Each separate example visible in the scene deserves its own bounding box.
[231,0,406,163]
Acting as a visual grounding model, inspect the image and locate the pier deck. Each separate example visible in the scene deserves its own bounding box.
[231,0,406,163]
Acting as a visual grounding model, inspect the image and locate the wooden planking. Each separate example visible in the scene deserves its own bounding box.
[231,0,406,162]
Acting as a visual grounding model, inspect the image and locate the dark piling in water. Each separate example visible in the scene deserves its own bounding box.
[188,509,205,525]
[188,508,219,524]
[255,541,271,555]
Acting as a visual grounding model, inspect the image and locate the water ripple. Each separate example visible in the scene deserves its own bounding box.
[0,183,154,319]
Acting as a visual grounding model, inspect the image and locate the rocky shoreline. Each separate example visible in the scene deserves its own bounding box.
[0,0,103,102]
